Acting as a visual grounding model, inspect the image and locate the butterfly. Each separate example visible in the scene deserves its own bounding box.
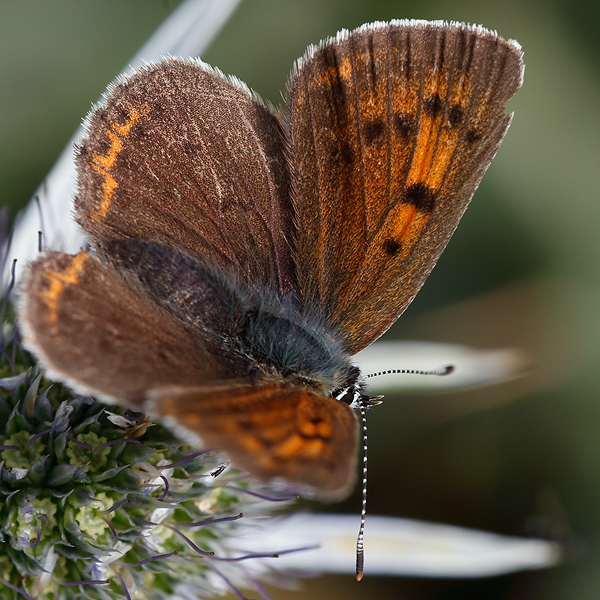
[19,20,524,501]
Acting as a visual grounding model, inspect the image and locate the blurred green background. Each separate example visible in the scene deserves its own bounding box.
[1,0,600,598]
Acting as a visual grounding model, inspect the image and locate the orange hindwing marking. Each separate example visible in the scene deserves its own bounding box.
[40,253,90,322]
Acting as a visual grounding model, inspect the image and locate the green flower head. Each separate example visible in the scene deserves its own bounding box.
[0,320,299,600]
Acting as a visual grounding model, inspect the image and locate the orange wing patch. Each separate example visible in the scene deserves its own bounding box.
[89,102,150,221]
[374,65,476,264]
[154,382,358,499]
[38,252,90,322]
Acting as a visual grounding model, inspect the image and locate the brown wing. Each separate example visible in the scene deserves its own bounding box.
[76,58,296,296]
[19,251,235,403]
[288,20,524,353]
[152,381,359,500]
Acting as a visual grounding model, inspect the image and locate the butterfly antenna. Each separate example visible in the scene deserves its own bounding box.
[356,396,369,581]
[364,365,454,379]
[354,364,455,580]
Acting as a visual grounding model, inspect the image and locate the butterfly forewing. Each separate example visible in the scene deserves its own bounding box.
[288,21,524,353]
[77,59,296,296]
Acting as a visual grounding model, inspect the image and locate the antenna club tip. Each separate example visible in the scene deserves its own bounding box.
[356,551,364,581]
[441,364,455,375]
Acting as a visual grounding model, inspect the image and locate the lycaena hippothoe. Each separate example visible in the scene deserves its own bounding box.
[19,19,523,509]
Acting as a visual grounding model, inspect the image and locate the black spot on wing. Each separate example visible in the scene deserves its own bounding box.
[403,183,436,212]
[340,142,354,165]
[329,141,354,167]
[424,93,443,118]
[363,118,385,146]
[383,238,401,256]
[448,104,464,127]
[467,128,483,143]
[393,113,416,139]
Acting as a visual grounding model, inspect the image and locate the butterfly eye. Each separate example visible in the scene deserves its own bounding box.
[331,387,355,405]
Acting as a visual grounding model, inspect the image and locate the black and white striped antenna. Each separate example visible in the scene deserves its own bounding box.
[354,364,454,581]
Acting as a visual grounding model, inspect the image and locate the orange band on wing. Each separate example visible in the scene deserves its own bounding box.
[40,253,90,322]
[90,102,150,222]
[405,70,472,190]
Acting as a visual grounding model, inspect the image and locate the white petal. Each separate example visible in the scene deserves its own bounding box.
[105,411,136,428]
[6,0,242,289]
[239,513,560,578]
[11,467,29,480]
[355,341,528,392]
[32,545,57,595]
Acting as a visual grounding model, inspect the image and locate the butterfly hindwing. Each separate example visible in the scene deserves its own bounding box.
[76,58,296,297]
[19,251,236,403]
[152,381,359,499]
[288,21,524,353]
